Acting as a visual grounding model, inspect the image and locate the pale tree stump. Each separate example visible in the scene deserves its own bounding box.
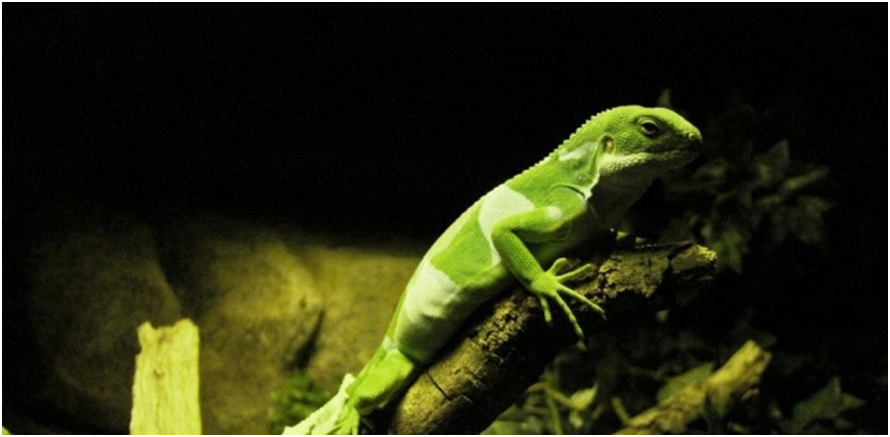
[131,319,202,435]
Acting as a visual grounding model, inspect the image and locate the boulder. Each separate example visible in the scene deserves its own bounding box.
[28,207,182,431]
[25,207,417,434]
[158,216,324,434]
[299,242,420,389]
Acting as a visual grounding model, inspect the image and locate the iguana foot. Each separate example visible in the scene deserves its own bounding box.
[528,257,605,339]
[334,348,417,434]
[335,407,362,435]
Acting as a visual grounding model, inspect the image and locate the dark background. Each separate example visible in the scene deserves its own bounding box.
[4,4,886,432]
[6,6,883,230]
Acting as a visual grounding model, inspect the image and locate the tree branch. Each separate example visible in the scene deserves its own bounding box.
[615,340,772,434]
[374,242,717,434]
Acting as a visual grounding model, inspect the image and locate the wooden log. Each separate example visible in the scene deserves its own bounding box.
[615,340,772,434]
[130,319,202,435]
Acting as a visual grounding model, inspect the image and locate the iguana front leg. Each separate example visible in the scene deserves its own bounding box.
[491,199,605,339]
[533,257,605,331]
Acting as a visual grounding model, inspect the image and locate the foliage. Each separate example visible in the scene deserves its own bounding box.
[485,331,870,435]
[788,377,865,434]
[268,370,332,434]
[653,103,833,273]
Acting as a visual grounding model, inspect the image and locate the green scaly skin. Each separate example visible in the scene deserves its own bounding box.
[292,106,702,435]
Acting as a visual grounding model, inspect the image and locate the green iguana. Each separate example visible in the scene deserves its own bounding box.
[287,105,702,434]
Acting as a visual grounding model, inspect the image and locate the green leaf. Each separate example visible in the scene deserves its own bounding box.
[790,376,865,433]
[778,166,830,197]
[567,387,598,429]
[484,409,548,435]
[752,140,791,188]
[569,386,597,410]
[656,88,674,108]
[656,362,714,402]
[702,221,747,273]
[770,196,833,245]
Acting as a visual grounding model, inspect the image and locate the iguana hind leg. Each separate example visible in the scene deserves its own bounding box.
[337,348,417,434]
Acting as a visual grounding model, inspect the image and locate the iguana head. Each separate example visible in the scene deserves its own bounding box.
[591,105,702,183]
[553,105,702,225]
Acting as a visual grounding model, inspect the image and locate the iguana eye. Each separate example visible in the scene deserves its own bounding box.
[640,119,662,137]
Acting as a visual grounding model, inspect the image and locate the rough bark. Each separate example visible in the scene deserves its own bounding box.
[374,242,717,434]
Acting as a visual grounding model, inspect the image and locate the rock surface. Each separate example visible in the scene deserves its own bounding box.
[158,216,325,434]
[298,243,419,389]
[23,207,421,434]
[28,208,182,431]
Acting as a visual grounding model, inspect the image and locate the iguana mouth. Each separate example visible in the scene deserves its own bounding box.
[667,149,699,165]
[655,147,699,167]
[656,131,702,162]
[645,132,701,156]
